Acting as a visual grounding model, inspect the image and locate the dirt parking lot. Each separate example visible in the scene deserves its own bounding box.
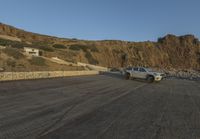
[0,74,200,139]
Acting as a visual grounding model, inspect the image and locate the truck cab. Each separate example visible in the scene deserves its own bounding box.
[125,67,163,82]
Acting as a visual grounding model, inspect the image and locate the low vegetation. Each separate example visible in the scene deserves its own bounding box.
[0,38,28,48]
[0,38,54,52]
[3,47,24,59]
[25,41,54,52]
[69,44,99,52]
[69,44,87,51]
[40,46,54,52]
[52,44,66,49]
[6,58,16,68]
[29,57,46,66]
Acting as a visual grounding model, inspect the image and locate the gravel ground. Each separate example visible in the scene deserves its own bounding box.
[0,75,200,139]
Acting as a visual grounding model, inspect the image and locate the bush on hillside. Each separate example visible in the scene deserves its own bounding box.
[3,47,24,59]
[29,57,46,66]
[69,44,99,52]
[6,58,16,67]
[35,45,54,52]
[32,41,52,46]
[88,45,99,52]
[0,38,28,48]
[30,41,54,52]
[69,44,86,51]
[52,44,66,49]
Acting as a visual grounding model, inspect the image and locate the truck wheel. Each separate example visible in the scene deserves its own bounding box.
[125,73,130,80]
[147,76,154,83]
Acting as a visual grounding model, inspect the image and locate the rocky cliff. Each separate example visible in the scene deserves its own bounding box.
[0,23,200,71]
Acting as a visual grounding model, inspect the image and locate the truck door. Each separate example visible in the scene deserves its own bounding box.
[132,67,139,78]
[138,68,147,78]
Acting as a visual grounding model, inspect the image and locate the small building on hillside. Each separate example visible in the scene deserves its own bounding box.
[24,47,40,56]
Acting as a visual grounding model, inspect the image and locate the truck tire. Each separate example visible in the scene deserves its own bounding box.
[147,75,154,83]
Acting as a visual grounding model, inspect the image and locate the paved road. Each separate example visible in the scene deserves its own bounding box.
[0,75,200,139]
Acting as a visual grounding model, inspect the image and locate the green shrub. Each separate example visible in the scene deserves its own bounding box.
[32,41,52,46]
[0,38,10,46]
[30,41,54,52]
[29,57,46,66]
[52,44,66,49]
[36,45,54,52]
[88,45,99,52]
[0,38,28,48]
[69,44,87,51]
[0,38,55,52]
[69,44,99,52]
[3,47,24,59]
[6,58,16,67]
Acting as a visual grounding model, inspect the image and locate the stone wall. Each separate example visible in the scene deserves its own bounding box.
[0,71,99,81]
[164,70,200,80]
[77,62,108,71]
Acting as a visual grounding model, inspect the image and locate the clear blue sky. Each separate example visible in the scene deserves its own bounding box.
[0,0,200,41]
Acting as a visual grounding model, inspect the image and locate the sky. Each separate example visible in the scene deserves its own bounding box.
[0,0,200,41]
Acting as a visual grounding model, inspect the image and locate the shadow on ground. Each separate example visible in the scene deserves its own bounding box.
[100,72,148,83]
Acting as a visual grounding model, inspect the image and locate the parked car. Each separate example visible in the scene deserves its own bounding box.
[125,67,165,82]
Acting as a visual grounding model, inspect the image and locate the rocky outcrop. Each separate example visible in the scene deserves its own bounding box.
[163,69,200,80]
[0,23,200,71]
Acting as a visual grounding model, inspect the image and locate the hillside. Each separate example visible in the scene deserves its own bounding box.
[0,22,200,72]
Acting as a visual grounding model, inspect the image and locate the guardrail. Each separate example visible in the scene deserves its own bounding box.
[0,71,99,81]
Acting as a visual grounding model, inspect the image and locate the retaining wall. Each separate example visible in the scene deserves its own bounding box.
[0,71,99,81]
[77,62,108,71]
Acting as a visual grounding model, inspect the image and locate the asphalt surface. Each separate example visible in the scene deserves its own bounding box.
[0,74,200,139]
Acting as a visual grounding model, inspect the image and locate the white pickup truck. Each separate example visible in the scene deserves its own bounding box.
[125,67,164,82]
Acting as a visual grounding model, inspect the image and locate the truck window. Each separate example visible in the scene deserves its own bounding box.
[139,68,146,72]
[126,67,132,70]
[133,68,138,71]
